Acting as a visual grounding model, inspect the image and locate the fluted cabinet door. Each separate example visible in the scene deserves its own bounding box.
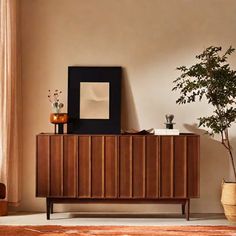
[63,136,77,197]
[78,136,91,198]
[104,136,118,198]
[36,135,50,197]
[119,136,132,198]
[91,136,104,198]
[132,136,146,198]
[50,136,63,197]
[36,134,199,199]
[146,136,159,198]
[173,136,187,198]
[77,136,119,198]
[159,136,188,198]
[160,136,174,198]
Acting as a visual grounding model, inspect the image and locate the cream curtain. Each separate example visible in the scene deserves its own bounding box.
[0,0,21,205]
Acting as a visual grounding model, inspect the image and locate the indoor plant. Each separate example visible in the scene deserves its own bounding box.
[172,46,236,222]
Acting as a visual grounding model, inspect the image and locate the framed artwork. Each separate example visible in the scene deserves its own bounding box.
[68,66,122,134]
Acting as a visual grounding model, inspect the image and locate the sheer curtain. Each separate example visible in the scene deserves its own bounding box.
[0,0,21,205]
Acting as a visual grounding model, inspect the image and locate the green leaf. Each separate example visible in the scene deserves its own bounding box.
[172,46,236,135]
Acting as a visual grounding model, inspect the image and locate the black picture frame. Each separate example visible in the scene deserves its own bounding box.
[68,66,122,134]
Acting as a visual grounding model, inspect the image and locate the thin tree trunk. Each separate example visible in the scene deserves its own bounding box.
[228,147,236,181]
[223,129,236,182]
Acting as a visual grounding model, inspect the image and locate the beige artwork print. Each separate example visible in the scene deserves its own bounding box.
[80,82,110,119]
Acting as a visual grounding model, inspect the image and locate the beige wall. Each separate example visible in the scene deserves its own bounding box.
[20,0,236,213]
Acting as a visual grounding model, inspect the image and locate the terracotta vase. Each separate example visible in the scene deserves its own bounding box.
[50,113,68,124]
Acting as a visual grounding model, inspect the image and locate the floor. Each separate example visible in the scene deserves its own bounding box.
[0,212,235,226]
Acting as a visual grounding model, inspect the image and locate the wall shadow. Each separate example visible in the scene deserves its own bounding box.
[184,124,230,212]
[121,68,140,131]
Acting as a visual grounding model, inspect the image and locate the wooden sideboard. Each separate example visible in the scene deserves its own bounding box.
[36,133,200,220]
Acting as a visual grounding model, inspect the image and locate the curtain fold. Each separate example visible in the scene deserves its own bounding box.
[0,0,21,205]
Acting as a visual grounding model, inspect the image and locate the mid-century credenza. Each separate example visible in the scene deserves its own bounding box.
[36,133,200,220]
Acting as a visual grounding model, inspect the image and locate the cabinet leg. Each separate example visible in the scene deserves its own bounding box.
[182,202,185,215]
[46,198,50,220]
[186,199,190,221]
[50,203,54,214]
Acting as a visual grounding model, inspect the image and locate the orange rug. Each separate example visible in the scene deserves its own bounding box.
[0,226,235,236]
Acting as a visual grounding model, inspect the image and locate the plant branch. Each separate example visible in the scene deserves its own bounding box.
[173,46,236,182]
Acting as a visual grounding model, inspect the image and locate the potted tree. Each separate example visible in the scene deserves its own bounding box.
[172,46,236,222]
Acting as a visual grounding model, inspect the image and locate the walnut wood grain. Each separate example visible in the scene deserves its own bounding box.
[63,136,77,197]
[78,136,91,198]
[91,136,104,198]
[146,136,159,198]
[104,136,118,198]
[132,136,145,198]
[36,135,50,196]
[173,136,187,198]
[160,136,174,198]
[50,136,63,196]
[119,136,132,198]
[36,134,200,201]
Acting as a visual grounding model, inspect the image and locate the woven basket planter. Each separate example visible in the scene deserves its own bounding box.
[221,180,236,222]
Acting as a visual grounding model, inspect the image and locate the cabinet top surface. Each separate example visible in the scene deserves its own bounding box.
[37,133,199,137]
